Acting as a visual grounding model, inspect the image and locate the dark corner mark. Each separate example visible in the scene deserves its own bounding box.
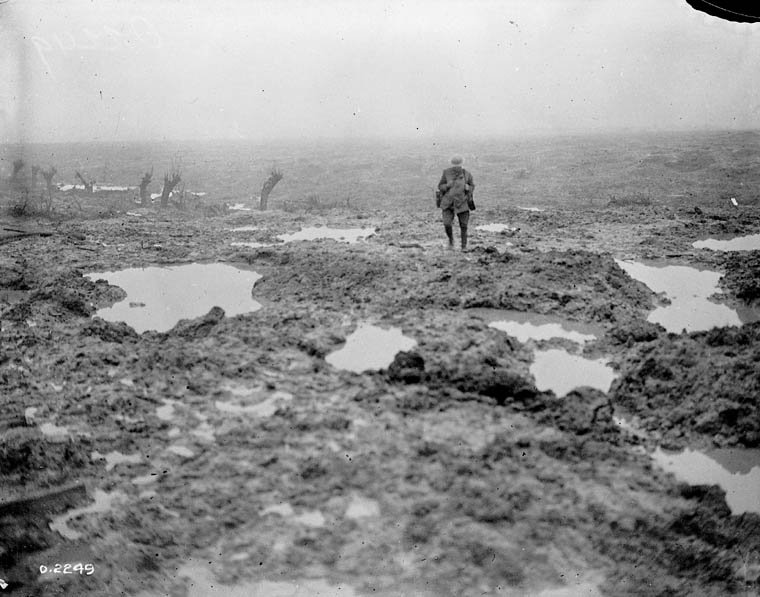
[684,0,760,23]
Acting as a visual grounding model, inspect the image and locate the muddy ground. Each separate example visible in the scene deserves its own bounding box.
[1,201,759,596]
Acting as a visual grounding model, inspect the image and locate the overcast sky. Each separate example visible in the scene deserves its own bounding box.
[1,0,759,143]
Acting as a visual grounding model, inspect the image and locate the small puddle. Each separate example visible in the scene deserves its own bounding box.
[276,227,375,244]
[475,223,518,233]
[215,390,293,417]
[91,450,142,471]
[693,233,760,252]
[192,421,215,442]
[651,447,760,515]
[166,445,195,459]
[95,184,134,192]
[39,422,70,442]
[260,503,325,527]
[326,324,417,373]
[49,490,126,540]
[615,259,754,333]
[530,349,616,397]
[345,494,381,520]
[229,225,260,232]
[517,206,545,212]
[173,559,360,597]
[471,308,600,344]
[229,203,253,211]
[156,400,177,422]
[230,241,273,248]
[132,473,160,486]
[85,263,262,333]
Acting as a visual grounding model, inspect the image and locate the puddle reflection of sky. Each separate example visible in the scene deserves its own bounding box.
[530,349,616,396]
[652,447,760,515]
[693,233,760,252]
[615,259,757,333]
[85,263,262,333]
[276,226,375,243]
[326,324,416,373]
[475,309,614,397]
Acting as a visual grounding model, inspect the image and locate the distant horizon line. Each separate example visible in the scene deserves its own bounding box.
[2,126,759,147]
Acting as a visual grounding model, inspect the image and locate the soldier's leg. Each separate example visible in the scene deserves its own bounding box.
[457,210,470,250]
[442,209,455,248]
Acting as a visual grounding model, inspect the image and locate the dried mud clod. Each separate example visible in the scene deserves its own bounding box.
[82,317,139,343]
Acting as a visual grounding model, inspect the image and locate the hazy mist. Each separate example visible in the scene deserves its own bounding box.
[2,0,759,144]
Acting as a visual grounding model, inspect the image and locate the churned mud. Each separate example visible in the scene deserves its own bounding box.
[1,200,759,596]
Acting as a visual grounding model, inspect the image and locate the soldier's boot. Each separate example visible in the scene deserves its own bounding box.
[444,225,454,249]
[460,226,468,251]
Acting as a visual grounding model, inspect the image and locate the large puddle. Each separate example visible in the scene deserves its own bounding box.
[326,324,417,373]
[276,227,375,244]
[615,260,753,333]
[693,233,760,252]
[471,308,601,344]
[651,447,760,515]
[85,263,262,333]
[530,349,616,397]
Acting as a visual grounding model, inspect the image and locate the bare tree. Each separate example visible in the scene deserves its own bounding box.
[259,167,283,210]
[10,159,24,183]
[160,160,181,208]
[138,167,153,206]
[41,166,57,213]
[75,171,94,194]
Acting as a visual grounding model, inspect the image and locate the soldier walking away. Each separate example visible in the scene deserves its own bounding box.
[437,156,475,251]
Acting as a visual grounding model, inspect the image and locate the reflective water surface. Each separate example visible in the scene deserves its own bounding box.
[471,308,601,344]
[530,349,616,397]
[475,223,519,233]
[615,259,756,333]
[693,233,760,252]
[651,447,760,515]
[326,324,417,373]
[86,263,263,333]
[276,226,376,243]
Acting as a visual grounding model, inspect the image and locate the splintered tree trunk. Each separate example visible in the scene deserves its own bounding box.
[75,171,93,194]
[41,167,57,213]
[139,167,153,206]
[10,159,24,183]
[160,172,181,208]
[259,168,283,210]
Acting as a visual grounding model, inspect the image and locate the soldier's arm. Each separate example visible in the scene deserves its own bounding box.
[438,171,449,193]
